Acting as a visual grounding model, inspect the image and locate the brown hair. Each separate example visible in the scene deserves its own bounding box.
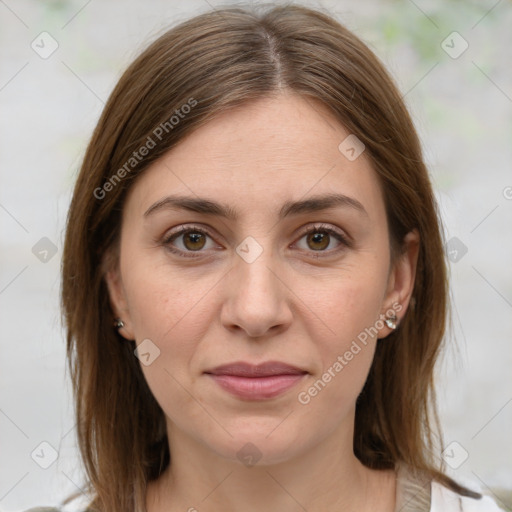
[61,4,479,511]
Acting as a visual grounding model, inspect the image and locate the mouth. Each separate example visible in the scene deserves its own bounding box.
[204,361,308,400]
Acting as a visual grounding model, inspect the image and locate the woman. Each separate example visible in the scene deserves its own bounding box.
[35,4,504,512]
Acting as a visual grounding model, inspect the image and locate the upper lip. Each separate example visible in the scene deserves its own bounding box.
[205,361,308,377]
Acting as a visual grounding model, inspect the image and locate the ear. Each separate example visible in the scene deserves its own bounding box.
[378,229,420,339]
[102,248,135,341]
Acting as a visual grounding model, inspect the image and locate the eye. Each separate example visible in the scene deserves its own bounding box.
[162,223,350,260]
[162,225,218,258]
[294,224,349,256]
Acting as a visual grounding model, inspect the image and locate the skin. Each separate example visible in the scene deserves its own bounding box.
[105,93,419,512]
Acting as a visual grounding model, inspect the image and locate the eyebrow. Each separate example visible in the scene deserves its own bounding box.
[143,192,368,220]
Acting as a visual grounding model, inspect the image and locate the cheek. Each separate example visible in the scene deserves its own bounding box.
[119,249,223,405]
[119,255,221,430]
[300,262,388,349]
[121,247,220,342]
[294,259,388,399]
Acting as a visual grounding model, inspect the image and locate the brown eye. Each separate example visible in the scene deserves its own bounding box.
[306,231,330,251]
[295,224,349,256]
[163,226,217,258]
[182,231,207,251]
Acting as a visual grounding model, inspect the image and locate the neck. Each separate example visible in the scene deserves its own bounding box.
[147,418,397,512]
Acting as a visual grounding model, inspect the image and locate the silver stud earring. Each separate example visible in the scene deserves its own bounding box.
[384,313,397,330]
[114,318,125,329]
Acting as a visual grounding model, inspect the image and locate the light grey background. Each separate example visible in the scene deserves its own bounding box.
[1,0,511,510]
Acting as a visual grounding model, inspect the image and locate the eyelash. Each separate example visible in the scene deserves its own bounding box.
[161,223,350,260]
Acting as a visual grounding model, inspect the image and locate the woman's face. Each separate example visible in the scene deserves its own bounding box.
[106,93,418,465]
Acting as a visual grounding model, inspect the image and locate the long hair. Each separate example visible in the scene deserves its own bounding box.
[61,4,479,511]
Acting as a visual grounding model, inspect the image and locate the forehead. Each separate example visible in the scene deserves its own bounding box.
[125,93,386,222]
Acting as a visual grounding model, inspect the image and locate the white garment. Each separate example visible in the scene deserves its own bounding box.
[22,478,508,512]
[431,481,505,511]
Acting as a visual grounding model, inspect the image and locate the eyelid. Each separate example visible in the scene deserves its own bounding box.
[161,222,350,259]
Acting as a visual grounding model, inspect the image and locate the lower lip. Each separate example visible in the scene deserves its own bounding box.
[207,374,306,400]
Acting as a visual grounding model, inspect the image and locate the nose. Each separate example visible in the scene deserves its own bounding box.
[220,244,293,339]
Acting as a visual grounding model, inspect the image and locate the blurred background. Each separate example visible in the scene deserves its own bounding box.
[0,0,511,510]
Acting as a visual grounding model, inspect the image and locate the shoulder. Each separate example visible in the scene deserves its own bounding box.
[22,508,91,512]
[22,495,92,512]
[22,509,62,512]
[431,480,505,511]
[23,507,90,512]
[395,463,506,512]
[23,509,61,512]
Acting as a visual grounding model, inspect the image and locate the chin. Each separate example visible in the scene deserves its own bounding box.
[202,421,310,467]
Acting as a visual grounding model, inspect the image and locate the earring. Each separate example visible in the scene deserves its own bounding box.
[384,313,397,330]
[114,318,125,329]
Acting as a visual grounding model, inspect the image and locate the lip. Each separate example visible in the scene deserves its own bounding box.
[204,361,308,400]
